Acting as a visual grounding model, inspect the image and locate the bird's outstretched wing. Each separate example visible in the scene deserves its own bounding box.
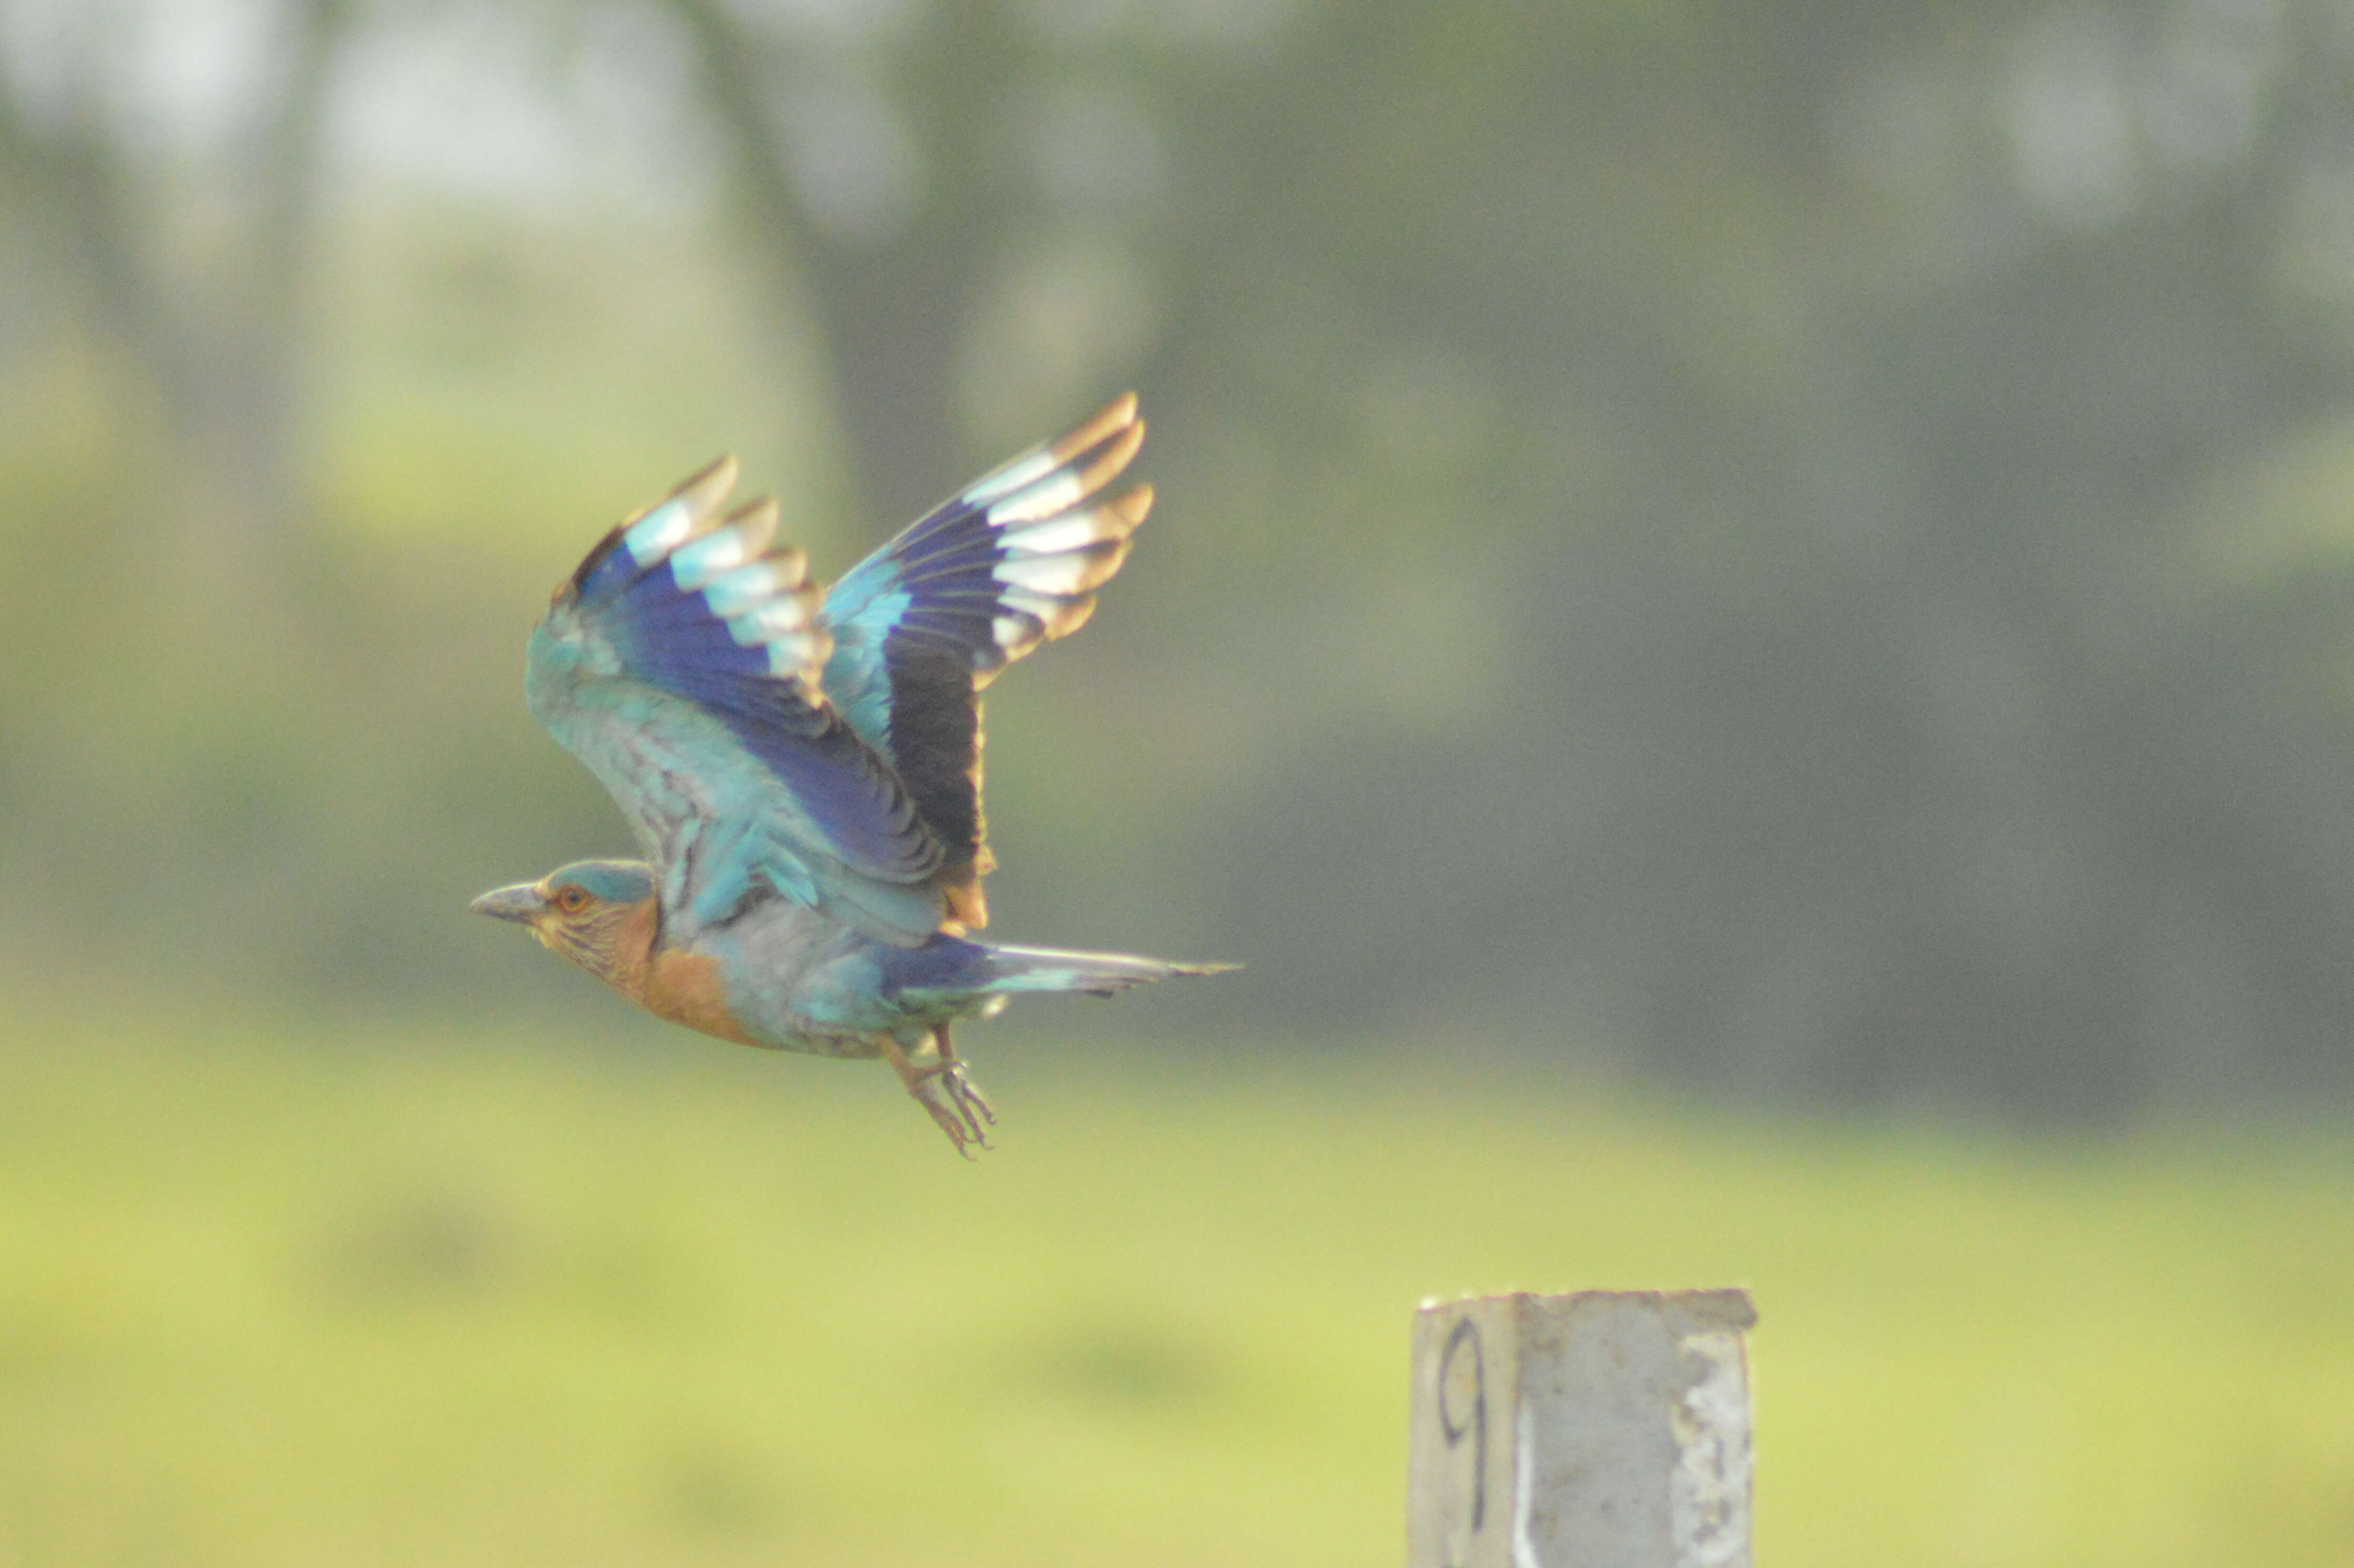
[528,459,947,947]
[820,395,1151,929]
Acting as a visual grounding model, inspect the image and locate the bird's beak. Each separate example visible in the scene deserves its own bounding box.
[469,883,548,925]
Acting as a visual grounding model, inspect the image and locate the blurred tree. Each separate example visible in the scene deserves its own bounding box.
[662,0,1012,522]
[11,0,2354,1117]
[0,0,353,560]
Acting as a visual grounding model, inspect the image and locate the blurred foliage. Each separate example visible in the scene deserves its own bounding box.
[7,0,2354,1117]
[0,1009,2349,1566]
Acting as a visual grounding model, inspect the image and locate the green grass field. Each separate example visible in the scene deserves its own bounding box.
[0,1005,2348,1566]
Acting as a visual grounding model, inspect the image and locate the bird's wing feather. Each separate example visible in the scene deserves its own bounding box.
[529,460,946,947]
[819,394,1151,928]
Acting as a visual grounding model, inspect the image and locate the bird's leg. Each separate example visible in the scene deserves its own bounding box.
[881,1027,996,1157]
[932,1025,996,1138]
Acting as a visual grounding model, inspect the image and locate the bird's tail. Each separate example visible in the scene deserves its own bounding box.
[977,943,1238,997]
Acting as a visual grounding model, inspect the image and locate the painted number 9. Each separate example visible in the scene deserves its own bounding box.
[1438,1316,1487,1537]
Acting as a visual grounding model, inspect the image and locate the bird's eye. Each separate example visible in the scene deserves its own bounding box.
[554,886,591,914]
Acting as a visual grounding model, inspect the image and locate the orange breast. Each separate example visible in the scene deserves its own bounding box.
[633,944,760,1048]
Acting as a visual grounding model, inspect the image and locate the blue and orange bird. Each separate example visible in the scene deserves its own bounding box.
[471,396,1229,1153]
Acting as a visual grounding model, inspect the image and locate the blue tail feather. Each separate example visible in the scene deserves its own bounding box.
[979,943,1236,997]
[879,934,1235,1007]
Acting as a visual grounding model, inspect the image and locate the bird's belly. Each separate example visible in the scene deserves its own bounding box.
[636,956,885,1058]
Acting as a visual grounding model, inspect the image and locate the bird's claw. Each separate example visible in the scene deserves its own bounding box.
[908,1059,997,1157]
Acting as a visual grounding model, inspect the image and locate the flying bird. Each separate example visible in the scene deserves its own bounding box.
[471,396,1229,1153]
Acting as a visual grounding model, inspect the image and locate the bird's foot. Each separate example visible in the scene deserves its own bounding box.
[907,1058,997,1157]
[882,1035,997,1157]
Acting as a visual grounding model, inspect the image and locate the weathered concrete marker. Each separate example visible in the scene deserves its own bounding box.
[1407,1290,1757,1568]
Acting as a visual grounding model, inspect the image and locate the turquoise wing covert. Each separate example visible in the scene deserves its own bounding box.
[527,459,947,947]
[820,395,1152,929]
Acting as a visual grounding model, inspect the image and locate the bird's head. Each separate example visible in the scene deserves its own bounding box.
[469,859,658,979]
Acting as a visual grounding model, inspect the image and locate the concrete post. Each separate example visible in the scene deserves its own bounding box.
[1406,1290,1757,1568]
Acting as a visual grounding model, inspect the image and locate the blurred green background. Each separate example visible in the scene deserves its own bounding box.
[2,0,2352,1562]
